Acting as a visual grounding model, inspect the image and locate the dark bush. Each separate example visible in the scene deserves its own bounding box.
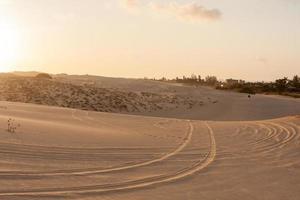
[35,73,52,79]
[238,86,256,94]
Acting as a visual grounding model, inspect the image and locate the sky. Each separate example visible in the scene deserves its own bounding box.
[0,0,299,81]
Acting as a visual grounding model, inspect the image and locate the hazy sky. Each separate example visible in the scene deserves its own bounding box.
[0,0,299,81]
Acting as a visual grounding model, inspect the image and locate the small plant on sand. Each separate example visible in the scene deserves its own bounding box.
[7,118,21,133]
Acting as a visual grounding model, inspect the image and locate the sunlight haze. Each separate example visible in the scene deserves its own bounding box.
[0,1,300,199]
[0,0,299,81]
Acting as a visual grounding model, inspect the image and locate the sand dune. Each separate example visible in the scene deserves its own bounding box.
[0,76,204,114]
[1,74,300,121]
[0,101,299,199]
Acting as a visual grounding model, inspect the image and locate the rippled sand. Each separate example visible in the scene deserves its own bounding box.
[0,101,299,200]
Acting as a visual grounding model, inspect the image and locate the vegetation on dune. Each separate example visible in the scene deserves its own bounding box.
[0,77,204,113]
[155,74,300,98]
[35,73,52,79]
[7,118,20,133]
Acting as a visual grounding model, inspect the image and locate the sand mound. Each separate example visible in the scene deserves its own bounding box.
[0,102,299,199]
[0,76,203,114]
[1,74,299,121]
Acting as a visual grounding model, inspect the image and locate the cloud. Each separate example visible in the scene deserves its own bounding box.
[120,1,222,22]
[122,0,139,9]
[150,2,221,22]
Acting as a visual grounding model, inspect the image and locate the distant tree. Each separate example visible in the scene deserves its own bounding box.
[239,80,246,84]
[275,77,288,93]
[198,75,202,83]
[290,75,300,88]
[205,76,218,86]
[160,77,167,81]
[35,73,52,79]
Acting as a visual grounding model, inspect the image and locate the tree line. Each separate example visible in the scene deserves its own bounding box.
[149,74,300,98]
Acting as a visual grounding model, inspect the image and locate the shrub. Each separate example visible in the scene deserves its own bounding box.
[35,73,52,79]
[7,118,21,133]
[238,86,256,94]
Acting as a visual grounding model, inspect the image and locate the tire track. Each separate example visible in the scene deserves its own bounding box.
[216,120,298,160]
[0,121,216,197]
[237,122,297,156]
[245,123,276,146]
[0,121,193,177]
[256,122,296,152]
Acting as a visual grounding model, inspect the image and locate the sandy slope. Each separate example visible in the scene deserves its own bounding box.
[0,76,204,114]
[55,74,300,120]
[1,74,300,121]
[0,101,299,200]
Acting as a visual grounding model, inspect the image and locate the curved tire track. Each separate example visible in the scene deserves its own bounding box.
[0,121,193,177]
[0,121,216,197]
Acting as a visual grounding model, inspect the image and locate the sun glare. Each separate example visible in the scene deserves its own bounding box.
[0,66,12,72]
[0,20,20,72]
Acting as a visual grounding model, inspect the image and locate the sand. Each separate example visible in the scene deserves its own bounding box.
[0,97,299,199]
[0,74,299,199]
[1,74,300,121]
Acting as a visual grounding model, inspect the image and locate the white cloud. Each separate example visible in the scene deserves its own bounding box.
[150,2,222,22]
[120,1,222,22]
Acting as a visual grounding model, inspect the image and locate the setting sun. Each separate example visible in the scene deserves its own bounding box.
[0,66,12,72]
[0,20,20,72]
